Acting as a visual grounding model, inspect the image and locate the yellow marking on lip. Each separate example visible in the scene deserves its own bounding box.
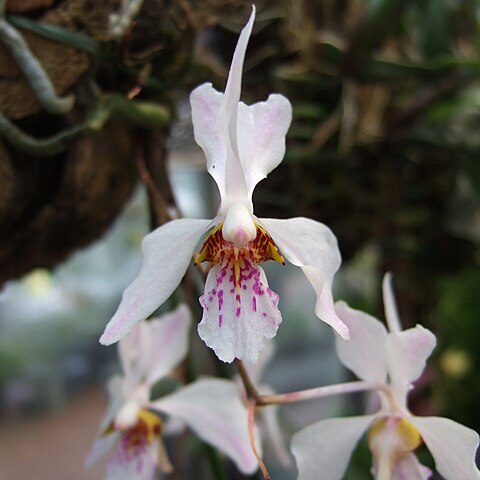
[103,408,162,445]
[194,223,285,266]
[368,417,422,451]
[195,223,223,265]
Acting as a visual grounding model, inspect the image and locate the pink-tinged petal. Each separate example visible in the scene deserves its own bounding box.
[393,453,432,480]
[143,304,191,385]
[238,94,292,199]
[221,6,254,124]
[100,219,210,345]
[151,378,259,475]
[197,260,281,363]
[218,8,255,203]
[118,323,142,381]
[193,8,256,208]
[105,437,158,480]
[385,325,436,404]
[86,432,120,470]
[291,415,376,480]
[334,301,388,382]
[119,304,192,386]
[410,416,480,480]
[190,84,227,200]
[382,273,402,333]
[86,376,125,467]
[260,217,348,339]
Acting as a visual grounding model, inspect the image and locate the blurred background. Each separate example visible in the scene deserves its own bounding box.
[0,0,479,478]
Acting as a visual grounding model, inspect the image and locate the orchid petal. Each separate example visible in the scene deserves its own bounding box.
[410,416,480,480]
[105,438,158,480]
[383,273,402,333]
[409,416,480,479]
[100,219,210,345]
[86,376,124,467]
[118,323,142,381]
[334,300,388,382]
[291,415,376,480]
[119,304,191,386]
[152,378,259,475]
[190,8,290,212]
[190,84,226,200]
[217,8,255,203]
[198,261,281,363]
[260,217,348,338]
[143,304,191,385]
[392,453,432,480]
[237,94,292,199]
[86,431,120,471]
[385,325,436,404]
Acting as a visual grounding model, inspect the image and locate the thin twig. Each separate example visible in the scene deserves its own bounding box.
[309,109,341,151]
[136,138,172,227]
[386,70,465,135]
[247,400,271,480]
[177,0,200,30]
[339,79,357,156]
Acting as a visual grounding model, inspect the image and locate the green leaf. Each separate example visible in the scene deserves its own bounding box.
[7,14,108,60]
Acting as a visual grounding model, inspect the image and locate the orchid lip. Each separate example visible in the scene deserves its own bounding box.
[196,221,284,362]
[195,222,285,267]
[368,416,423,480]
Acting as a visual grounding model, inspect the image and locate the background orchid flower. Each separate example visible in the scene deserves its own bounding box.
[99,6,347,364]
[88,304,259,478]
[291,274,480,480]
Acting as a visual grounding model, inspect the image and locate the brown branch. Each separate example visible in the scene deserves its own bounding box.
[135,142,171,229]
[234,359,261,401]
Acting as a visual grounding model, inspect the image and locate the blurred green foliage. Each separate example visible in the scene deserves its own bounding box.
[435,269,480,430]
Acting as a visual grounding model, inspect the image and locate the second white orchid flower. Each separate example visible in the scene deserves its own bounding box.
[291,274,480,480]
[88,304,258,478]
[100,7,347,362]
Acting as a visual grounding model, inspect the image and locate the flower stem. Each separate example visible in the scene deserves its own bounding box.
[235,359,260,400]
[247,400,271,480]
[234,359,391,407]
[257,380,387,406]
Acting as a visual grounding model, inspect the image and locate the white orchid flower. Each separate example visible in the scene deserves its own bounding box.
[99,6,347,363]
[291,274,480,480]
[87,304,258,478]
